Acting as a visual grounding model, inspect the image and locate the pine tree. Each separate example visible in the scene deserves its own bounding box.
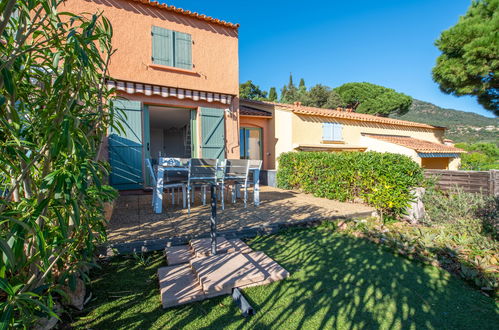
[280,85,288,103]
[268,87,278,102]
[297,78,308,104]
[282,73,298,103]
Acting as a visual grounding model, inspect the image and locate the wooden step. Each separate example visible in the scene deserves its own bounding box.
[158,264,205,308]
[190,237,252,257]
[238,251,290,288]
[190,252,266,295]
[165,245,193,265]
[190,251,289,296]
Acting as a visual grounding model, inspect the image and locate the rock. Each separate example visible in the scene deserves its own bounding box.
[33,303,61,330]
[404,187,426,224]
[61,277,86,311]
[337,221,348,231]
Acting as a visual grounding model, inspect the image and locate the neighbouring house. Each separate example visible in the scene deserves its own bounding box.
[62,0,240,190]
[240,100,465,170]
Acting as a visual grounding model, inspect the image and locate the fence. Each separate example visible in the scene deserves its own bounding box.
[424,169,499,196]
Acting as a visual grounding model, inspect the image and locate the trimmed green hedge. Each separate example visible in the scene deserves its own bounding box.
[277,151,424,220]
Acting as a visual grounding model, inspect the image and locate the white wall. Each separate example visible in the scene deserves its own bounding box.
[360,135,421,164]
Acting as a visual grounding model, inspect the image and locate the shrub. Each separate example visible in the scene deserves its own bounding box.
[0,1,116,328]
[423,186,487,225]
[475,196,499,239]
[277,151,424,220]
[346,217,498,296]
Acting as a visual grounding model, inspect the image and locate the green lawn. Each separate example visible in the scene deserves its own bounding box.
[71,228,498,329]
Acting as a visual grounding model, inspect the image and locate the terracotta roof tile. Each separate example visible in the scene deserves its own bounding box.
[363,134,465,154]
[240,105,272,117]
[129,0,239,29]
[243,99,444,130]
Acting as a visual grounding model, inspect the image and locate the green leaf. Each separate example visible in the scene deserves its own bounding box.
[0,239,15,269]
[0,305,13,330]
[1,68,14,95]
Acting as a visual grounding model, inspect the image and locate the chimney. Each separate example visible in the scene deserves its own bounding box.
[294,101,302,107]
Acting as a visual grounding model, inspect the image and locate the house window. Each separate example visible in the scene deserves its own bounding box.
[240,127,262,160]
[151,26,192,70]
[322,122,343,142]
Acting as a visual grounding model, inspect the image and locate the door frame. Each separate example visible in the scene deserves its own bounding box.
[142,103,198,186]
[240,126,263,160]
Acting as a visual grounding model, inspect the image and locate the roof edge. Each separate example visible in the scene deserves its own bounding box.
[242,99,445,130]
[129,0,239,29]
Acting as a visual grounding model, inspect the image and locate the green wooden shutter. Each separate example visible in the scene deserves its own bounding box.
[174,31,192,69]
[152,26,173,66]
[200,107,225,159]
[108,99,144,190]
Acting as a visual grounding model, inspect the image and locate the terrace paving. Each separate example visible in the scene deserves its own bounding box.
[106,186,374,245]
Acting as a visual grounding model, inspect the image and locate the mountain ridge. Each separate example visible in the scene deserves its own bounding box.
[391,99,499,144]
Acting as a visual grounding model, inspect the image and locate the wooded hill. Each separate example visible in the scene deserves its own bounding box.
[391,99,499,144]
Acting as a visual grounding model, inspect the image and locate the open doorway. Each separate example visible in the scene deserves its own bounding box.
[147,106,195,162]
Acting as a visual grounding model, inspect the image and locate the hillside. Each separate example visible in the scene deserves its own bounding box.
[391,99,499,144]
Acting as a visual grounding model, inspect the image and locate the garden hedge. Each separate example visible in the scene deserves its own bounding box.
[277,151,424,220]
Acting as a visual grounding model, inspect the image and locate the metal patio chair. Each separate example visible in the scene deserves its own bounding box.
[223,159,251,208]
[153,157,188,213]
[187,158,225,214]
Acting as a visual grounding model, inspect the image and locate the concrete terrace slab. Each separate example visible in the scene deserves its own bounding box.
[106,186,375,245]
[158,264,205,308]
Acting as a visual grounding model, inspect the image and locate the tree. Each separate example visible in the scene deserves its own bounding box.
[0,1,116,326]
[239,80,267,100]
[297,78,309,104]
[325,91,343,109]
[281,73,298,103]
[334,82,412,116]
[455,142,499,170]
[305,84,331,108]
[268,87,278,102]
[432,0,499,116]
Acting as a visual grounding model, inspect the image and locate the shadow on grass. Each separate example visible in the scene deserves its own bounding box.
[71,227,498,330]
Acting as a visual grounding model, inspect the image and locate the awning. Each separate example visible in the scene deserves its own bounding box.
[107,80,234,105]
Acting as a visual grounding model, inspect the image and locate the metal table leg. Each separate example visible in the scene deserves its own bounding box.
[210,184,217,255]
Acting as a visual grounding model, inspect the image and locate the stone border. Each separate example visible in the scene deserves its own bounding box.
[102,211,373,255]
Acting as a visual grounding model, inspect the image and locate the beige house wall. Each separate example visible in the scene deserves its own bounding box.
[360,136,421,163]
[274,110,294,167]
[270,108,459,170]
[292,113,445,145]
[448,157,461,170]
[62,0,239,96]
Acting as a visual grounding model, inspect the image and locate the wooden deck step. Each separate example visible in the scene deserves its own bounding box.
[158,264,205,308]
[190,237,252,257]
[190,251,290,296]
[165,245,193,265]
[238,251,290,288]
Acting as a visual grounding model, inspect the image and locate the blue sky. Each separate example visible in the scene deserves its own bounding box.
[166,0,493,117]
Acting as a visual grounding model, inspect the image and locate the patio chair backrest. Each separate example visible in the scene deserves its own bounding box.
[159,157,189,183]
[159,157,189,167]
[145,158,157,186]
[188,158,219,183]
[248,159,263,170]
[225,159,250,181]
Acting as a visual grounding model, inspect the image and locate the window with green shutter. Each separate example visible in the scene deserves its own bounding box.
[151,26,192,70]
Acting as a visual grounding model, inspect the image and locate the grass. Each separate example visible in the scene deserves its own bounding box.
[70,227,499,329]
